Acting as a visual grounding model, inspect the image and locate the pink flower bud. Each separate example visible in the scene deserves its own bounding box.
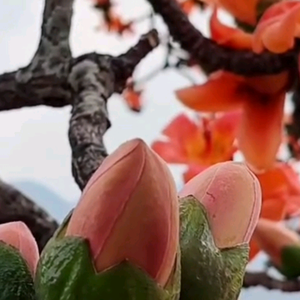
[0,221,39,276]
[66,138,179,287]
[179,162,262,248]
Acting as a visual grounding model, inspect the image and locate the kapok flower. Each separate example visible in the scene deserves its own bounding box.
[201,0,261,25]
[152,112,241,167]
[0,221,39,276]
[176,10,291,171]
[256,162,300,217]
[252,0,300,53]
[210,9,253,50]
[104,10,133,35]
[252,219,300,268]
[66,138,179,287]
[179,0,197,14]
[179,162,262,249]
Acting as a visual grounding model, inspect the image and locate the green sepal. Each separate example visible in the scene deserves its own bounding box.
[40,208,74,255]
[35,236,180,300]
[179,196,249,300]
[52,208,74,240]
[278,245,300,279]
[0,242,35,300]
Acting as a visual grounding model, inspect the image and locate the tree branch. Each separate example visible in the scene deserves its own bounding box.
[0,0,158,252]
[0,179,58,252]
[68,30,159,190]
[244,271,300,292]
[146,0,298,76]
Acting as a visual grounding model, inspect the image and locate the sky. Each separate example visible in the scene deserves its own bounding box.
[0,0,299,299]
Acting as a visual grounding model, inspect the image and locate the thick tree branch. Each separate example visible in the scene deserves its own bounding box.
[68,57,113,190]
[68,30,159,190]
[0,179,58,252]
[244,271,300,292]
[146,0,298,75]
[0,0,73,111]
[0,0,158,254]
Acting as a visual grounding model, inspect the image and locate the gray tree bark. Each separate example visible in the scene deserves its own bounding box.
[0,0,158,250]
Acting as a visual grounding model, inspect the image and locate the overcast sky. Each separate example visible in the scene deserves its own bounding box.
[0,0,298,299]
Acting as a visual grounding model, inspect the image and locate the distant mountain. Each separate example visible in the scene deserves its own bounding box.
[11,180,74,222]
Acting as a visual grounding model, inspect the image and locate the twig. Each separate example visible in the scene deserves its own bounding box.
[146,0,298,75]
[0,0,158,248]
[244,271,300,292]
[69,30,159,190]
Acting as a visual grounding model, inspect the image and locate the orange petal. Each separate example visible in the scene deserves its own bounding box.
[253,1,300,53]
[180,0,196,14]
[211,111,242,153]
[279,163,300,195]
[257,162,300,197]
[249,239,260,260]
[175,71,246,112]
[151,114,202,164]
[210,8,253,50]
[217,0,260,25]
[151,141,187,164]
[246,72,290,95]
[183,164,208,183]
[162,114,199,142]
[261,197,286,220]
[122,88,142,112]
[212,111,241,134]
[285,195,300,217]
[249,197,286,260]
[238,93,285,171]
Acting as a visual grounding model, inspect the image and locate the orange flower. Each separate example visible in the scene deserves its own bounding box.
[256,162,300,217]
[176,71,288,171]
[210,9,253,50]
[105,11,133,35]
[179,0,197,14]
[202,0,260,25]
[151,112,241,167]
[122,85,142,112]
[252,0,300,53]
[177,10,291,171]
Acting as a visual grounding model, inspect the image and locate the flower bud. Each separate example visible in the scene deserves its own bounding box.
[66,138,179,287]
[0,221,39,276]
[253,219,300,266]
[179,161,262,248]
